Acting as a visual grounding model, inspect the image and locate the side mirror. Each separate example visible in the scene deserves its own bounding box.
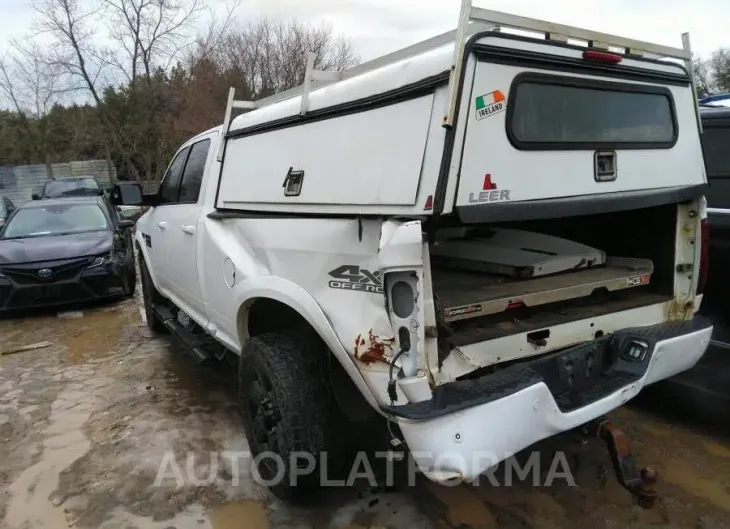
[31,192,40,200]
[118,220,135,230]
[109,182,143,206]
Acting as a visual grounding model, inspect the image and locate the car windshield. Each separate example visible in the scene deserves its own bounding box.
[43,178,100,198]
[1,203,109,239]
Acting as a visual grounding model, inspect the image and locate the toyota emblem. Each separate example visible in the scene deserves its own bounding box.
[37,268,53,279]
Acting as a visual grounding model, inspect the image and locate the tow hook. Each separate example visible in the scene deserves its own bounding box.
[594,419,658,509]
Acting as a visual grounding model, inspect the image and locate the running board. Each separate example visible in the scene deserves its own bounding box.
[155,305,217,365]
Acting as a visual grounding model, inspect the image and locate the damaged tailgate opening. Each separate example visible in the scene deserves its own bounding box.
[431,203,678,347]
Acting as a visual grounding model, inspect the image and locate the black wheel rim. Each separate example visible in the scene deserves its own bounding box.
[242,364,284,480]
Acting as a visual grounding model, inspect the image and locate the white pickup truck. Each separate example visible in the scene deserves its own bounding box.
[112,3,712,502]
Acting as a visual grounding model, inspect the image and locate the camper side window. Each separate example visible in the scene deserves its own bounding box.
[158,147,191,204]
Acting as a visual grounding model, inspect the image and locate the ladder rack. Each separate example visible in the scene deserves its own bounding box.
[444,1,696,128]
[217,0,697,158]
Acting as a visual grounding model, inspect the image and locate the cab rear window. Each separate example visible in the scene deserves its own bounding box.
[506,73,677,150]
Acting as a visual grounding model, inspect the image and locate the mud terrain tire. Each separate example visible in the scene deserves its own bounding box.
[238,330,344,501]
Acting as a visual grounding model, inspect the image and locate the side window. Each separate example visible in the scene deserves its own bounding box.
[158,147,190,204]
[178,139,211,203]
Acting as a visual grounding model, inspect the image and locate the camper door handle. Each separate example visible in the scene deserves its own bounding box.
[282,167,304,196]
[181,225,195,235]
[157,222,168,230]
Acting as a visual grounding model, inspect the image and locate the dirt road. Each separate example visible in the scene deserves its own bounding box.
[1,295,729,529]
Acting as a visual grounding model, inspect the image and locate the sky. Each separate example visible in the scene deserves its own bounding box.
[0,0,728,61]
[227,0,730,60]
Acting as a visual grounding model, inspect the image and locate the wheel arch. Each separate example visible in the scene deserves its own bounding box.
[234,278,379,411]
[135,239,164,292]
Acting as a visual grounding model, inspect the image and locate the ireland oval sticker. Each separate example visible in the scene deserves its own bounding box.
[475,90,506,120]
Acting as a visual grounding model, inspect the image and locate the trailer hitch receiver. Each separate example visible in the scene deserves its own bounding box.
[595,419,658,509]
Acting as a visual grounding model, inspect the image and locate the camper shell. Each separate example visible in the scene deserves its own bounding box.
[215,14,705,221]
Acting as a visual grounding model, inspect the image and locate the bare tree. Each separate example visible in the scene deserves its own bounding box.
[33,0,106,106]
[222,19,360,99]
[0,40,63,119]
[187,0,240,65]
[0,39,65,175]
[33,0,137,181]
[710,48,730,93]
[693,55,716,98]
[103,0,206,83]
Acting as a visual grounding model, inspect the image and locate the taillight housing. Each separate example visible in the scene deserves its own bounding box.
[697,217,709,294]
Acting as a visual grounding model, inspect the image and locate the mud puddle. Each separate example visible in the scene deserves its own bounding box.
[0,300,136,366]
[209,500,268,529]
[5,373,102,528]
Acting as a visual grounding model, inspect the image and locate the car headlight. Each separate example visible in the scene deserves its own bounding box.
[88,252,112,268]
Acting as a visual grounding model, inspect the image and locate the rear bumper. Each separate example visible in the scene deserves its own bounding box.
[390,317,712,482]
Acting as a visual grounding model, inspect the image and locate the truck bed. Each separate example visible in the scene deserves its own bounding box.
[434,257,654,323]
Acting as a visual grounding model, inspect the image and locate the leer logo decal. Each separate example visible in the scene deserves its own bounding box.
[475,90,506,120]
[468,174,512,204]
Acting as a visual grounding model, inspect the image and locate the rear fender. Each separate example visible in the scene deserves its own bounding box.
[234,276,380,411]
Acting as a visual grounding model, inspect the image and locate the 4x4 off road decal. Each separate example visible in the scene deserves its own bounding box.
[328,265,383,294]
[475,90,506,120]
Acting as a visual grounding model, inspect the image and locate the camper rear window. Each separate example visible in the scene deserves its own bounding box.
[506,73,677,150]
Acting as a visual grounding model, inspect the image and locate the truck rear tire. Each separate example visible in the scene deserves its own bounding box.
[139,256,166,334]
[238,330,344,501]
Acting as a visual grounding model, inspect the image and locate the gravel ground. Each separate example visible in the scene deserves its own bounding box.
[0,293,729,529]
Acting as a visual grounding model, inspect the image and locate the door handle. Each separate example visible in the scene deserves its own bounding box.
[157,221,168,229]
[181,225,196,235]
